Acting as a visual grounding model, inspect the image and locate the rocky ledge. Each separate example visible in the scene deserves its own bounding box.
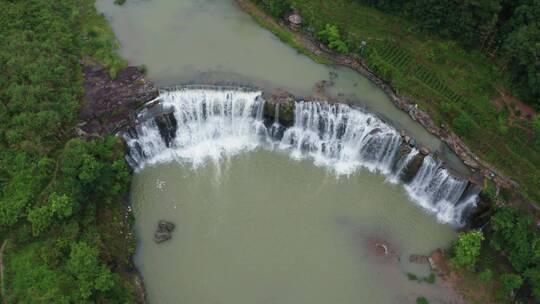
[78,59,159,137]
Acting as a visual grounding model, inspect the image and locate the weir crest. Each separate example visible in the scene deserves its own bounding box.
[123,87,479,226]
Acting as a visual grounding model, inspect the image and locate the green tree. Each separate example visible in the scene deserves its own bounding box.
[498,273,523,299]
[452,113,474,136]
[67,242,115,300]
[27,206,54,236]
[316,24,349,53]
[452,230,484,271]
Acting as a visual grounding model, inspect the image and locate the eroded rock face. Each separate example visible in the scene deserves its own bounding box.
[401,152,426,183]
[79,60,159,136]
[262,90,296,127]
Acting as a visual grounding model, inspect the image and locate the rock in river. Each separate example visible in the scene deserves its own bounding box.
[154,220,175,244]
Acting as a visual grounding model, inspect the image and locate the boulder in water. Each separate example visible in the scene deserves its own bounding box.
[400,153,425,183]
[154,220,175,244]
[409,254,429,264]
[154,231,172,243]
[159,220,175,232]
[419,145,430,156]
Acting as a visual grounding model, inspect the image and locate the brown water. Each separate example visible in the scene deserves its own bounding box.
[96,0,468,303]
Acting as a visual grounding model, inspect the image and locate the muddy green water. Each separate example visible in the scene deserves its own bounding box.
[96,0,468,174]
[97,0,467,303]
[131,151,461,304]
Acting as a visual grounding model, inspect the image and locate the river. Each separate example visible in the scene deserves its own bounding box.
[97,0,469,303]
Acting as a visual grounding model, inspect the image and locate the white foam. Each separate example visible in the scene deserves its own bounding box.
[124,88,477,226]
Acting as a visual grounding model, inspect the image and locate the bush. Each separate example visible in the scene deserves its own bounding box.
[424,273,436,284]
[478,269,493,283]
[452,113,474,136]
[498,273,523,299]
[259,0,290,18]
[416,296,429,304]
[137,64,148,75]
[316,24,349,54]
[452,230,484,271]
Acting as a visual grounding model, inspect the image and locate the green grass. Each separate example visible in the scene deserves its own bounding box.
[261,0,540,203]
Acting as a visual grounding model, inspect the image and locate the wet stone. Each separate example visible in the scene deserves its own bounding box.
[155,220,175,243]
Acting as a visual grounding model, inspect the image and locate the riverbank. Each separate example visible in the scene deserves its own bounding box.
[235,0,540,211]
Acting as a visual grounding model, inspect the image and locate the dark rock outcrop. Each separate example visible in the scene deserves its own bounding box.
[154,220,175,244]
[401,152,426,183]
[262,90,296,127]
[79,60,159,136]
[409,254,429,264]
[154,112,178,147]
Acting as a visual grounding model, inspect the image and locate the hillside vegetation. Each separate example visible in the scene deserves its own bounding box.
[0,0,138,302]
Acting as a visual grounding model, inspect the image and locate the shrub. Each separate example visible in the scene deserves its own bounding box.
[316,24,349,53]
[478,269,493,283]
[416,296,429,304]
[137,64,148,75]
[452,113,474,136]
[452,230,484,271]
[425,273,436,284]
[259,0,290,18]
[114,0,126,5]
[498,273,523,299]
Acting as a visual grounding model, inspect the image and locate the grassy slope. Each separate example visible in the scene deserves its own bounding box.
[248,0,540,204]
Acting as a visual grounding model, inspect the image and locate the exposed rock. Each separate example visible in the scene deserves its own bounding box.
[262,90,296,127]
[409,254,429,264]
[154,112,178,147]
[80,59,159,136]
[154,220,175,244]
[287,13,302,31]
[154,232,171,244]
[429,249,450,276]
[401,152,425,183]
[409,138,417,148]
[419,145,430,156]
[158,220,175,232]
[364,236,398,260]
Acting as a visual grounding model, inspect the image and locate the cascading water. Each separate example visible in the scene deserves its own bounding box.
[125,89,268,168]
[405,156,472,224]
[279,101,402,175]
[124,87,477,225]
[388,149,419,184]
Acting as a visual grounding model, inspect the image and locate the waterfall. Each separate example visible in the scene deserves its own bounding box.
[124,87,477,226]
[388,149,419,184]
[125,89,268,168]
[279,102,402,175]
[405,156,470,224]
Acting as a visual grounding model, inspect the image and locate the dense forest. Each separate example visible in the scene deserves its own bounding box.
[0,0,137,302]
